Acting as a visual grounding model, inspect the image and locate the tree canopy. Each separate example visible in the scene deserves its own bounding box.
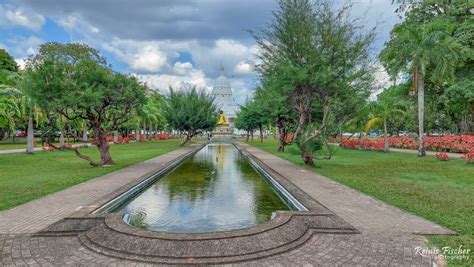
[252,0,374,165]
[163,87,218,145]
[22,42,147,165]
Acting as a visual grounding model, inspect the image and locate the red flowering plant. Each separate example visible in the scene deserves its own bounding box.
[462,149,474,163]
[341,139,384,151]
[157,133,168,140]
[435,152,449,161]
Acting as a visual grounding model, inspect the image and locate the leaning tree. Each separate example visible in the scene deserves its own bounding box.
[22,43,147,166]
[163,87,218,146]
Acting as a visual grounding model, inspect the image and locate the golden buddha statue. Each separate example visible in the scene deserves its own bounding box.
[217,112,228,125]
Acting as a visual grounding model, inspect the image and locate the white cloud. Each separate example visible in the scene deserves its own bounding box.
[14,58,26,70]
[130,45,167,73]
[0,4,45,31]
[135,67,210,95]
[370,63,392,99]
[173,61,193,75]
[234,61,253,74]
[8,35,43,58]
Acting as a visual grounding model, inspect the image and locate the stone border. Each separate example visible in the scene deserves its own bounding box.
[35,141,359,264]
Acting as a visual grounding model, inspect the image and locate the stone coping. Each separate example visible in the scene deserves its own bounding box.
[35,141,359,264]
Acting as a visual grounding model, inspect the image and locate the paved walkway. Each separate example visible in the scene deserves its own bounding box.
[0,144,200,234]
[330,143,464,159]
[0,143,454,265]
[390,147,463,158]
[0,143,93,155]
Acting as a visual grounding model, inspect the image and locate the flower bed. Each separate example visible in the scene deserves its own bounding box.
[341,138,385,151]
[387,135,474,153]
[340,135,473,153]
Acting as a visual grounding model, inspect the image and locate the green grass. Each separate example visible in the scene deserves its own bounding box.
[248,139,473,266]
[0,139,182,211]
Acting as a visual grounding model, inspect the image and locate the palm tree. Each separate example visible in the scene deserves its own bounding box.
[0,98,19,137]
[365,93,406,152]
[380,20,463,156]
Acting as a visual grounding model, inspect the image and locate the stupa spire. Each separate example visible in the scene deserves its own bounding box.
[220,64,224,76]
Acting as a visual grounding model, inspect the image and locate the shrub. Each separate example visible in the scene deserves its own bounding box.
[340,135,474,153]
[435,152,449,161]
[462,150,474,163]
[341,139,384,151]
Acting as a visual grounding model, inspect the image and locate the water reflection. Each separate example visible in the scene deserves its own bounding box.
[114,143,290,233]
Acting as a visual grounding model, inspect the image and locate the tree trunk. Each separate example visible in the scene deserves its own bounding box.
[276,120,288,152]
[143,122,147,141]
[180,133,192,146]
[95,127,114,165]
[416,70,426,157]
[135,127,140,142]
[59,130,65,148]
[301,150,315,166]
[251,131,254,141]
[26,115,34,153]
[259,125,263,143]
[383,118,389,152]
[113,131,118,143]
[82,124,88,143]
[246,131,249,142]
[150,122,153,139]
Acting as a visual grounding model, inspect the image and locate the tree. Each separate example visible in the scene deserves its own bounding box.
[441,77,474,133]
[163,87,218,146]
[0,49,18,73]
[380,1,469,156]
[253,0,317,151]
[22,43,147,166]
[365,88,406,152]
[0,49,21,139]
[253,0,374,165]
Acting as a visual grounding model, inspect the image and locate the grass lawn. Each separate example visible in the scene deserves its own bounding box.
[0,139,182,211]
[248,139,473,266]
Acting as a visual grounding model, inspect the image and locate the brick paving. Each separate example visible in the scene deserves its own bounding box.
[0,142,454,265]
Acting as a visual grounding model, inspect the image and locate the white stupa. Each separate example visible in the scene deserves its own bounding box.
[211,66,240,129]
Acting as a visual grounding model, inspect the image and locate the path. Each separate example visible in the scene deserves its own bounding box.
[330,143,464,159]
[390,147,463,158]
[0,143,91,155]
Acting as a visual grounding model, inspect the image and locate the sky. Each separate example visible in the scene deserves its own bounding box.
[0,0,401,103]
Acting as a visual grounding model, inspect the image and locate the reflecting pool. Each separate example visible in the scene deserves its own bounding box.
[113,143,291,233]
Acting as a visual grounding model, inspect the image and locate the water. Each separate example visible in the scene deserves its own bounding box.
[113,143,291,233]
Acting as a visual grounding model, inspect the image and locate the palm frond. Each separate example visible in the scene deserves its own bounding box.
[365,117,382,133]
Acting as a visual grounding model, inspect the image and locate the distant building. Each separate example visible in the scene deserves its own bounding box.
[211,66,240,133]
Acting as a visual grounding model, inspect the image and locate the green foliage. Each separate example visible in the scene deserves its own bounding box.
[235,96,271,137]
[163,87,218,145]
[21,42,147,165]
[381,0,473,135]
[253,0,374,163]
[0,49,18,73]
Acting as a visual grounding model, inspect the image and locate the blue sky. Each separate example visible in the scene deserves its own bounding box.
[0,0,400,103]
